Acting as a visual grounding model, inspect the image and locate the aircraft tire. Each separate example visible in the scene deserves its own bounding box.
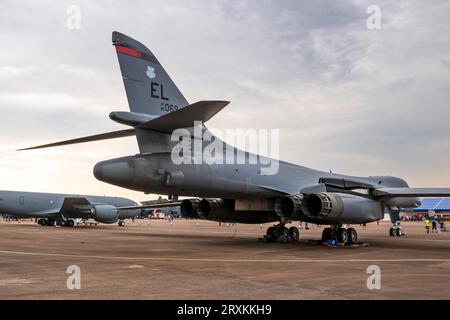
[321,228,332,242]
[265,226,277,242]
[389,227,396,237]
[337,228,349,244]
[67,220,75,227]
[289,227,299,242]
[119,220,125,227]
[395,228,402,237]
[347,227,358,244]
[277,227,289,243]
[37,218,45,226]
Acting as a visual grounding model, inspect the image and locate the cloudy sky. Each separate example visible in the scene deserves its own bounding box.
[1,0,449,201]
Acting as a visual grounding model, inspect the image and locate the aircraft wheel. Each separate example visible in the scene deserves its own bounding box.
[46,219,55,226]
[37,218,45,226]
[395,228,403,237]
[321,227,332,242]
[265,226,276,242]
[337,228,349,244]
[389,227,396,237]
[277,227,289,243]
[289,226,299,242]
[347,227,358,244]
[118,220,125,227]
[67,220,75,227]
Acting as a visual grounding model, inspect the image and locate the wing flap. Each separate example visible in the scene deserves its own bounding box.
[373,188,450,198]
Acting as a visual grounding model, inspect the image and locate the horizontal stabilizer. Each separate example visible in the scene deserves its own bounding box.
[18,129,136,151]
[137,100,229,132]
[373,187,450,198]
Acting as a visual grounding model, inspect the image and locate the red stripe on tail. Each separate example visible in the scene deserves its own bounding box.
[115,45,141,58]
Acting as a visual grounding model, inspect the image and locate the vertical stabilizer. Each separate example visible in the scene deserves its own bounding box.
[112,31,188,116]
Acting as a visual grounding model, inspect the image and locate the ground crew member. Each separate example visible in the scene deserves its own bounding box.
[425,217,432,234]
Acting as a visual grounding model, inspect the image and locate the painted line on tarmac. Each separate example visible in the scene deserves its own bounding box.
[0,250,449,263]
[135,229,450,244]
[367,237,450,243]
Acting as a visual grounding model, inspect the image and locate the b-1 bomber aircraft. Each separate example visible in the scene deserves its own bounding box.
[21,31,450,244]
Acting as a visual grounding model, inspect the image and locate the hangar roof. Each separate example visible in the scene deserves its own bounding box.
[414,198,450,212]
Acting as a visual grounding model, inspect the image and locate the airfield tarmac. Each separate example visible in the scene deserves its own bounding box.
[0,219,449,300]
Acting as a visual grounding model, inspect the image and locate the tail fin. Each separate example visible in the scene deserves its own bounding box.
[112,31,188,116]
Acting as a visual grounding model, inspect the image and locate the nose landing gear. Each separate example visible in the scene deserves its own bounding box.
[389,222,404,236]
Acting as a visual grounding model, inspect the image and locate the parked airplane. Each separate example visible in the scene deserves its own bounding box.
[0,190,140,227]
[20,31,450,243]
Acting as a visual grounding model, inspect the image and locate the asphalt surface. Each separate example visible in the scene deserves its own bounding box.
[0,219,449,299]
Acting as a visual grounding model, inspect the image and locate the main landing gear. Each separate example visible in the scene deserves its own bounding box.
[37,218,56,226]
[389,221,404,237]
[265,224,300,243]
[59,219,75,227]
[37,218,74,227]
[321,225,358,245]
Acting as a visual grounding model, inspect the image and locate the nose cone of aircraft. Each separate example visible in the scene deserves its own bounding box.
[93,157,135,187]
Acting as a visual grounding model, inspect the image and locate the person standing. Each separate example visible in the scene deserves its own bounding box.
[425,217,432,234]
[431,219,438,233]
[439,219,445,232]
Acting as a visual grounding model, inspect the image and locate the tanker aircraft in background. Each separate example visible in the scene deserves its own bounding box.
[0,190,140,227]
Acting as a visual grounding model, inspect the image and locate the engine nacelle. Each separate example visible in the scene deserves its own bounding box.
[92,204,119,224]
[301,192,383,224]
[197,198,233,219]
[274,193,303,219]
[180,199,201,219]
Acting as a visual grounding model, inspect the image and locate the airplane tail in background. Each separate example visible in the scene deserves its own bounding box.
[112,31,189,116]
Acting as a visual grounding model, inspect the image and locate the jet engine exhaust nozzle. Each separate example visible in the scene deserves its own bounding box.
[274,193,304,218]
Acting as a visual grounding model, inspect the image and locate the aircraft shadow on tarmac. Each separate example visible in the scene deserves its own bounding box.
[120,230,450,253]
[7,223,450,254]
